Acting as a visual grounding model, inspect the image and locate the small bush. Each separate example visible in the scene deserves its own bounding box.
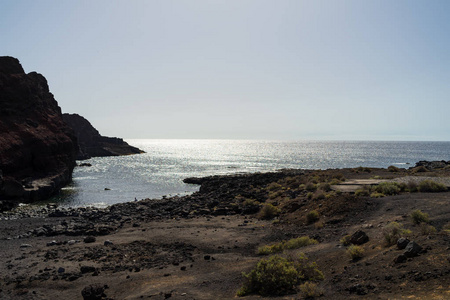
[410,209,430,224]
[237,254,324,297]
[312,191,325,201]
[317,182,331,192]
[383,222,412,246]
[306,210,320,224]
[237,255,300,296]
[267,182,282,191]
[285,236,319,250]
[412,166,428,173]
[299,282,323,298]
[329,178,341,185]
[417,180,447,193]
[406,181,418,193]
[257,236,318,255]
[305,182,317,192]
[419,224,437,235]
[347,245,364,260]
[314,221,324,229]
[340,235,351,246]
[370,192,385,198]
[388,165,400,172]
[373,182,401,196]
[442,223,450,234]
[355,188,370,197]
[257,243,285,255]
[258,203,280,220]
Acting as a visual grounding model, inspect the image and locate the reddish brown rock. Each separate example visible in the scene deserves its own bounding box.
[0,56,77,207]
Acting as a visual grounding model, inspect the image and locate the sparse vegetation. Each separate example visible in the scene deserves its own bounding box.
[383,222,412,246]
[237,254,324,296]
[388,165,400,172]
[370,192,385,198]
[347,244,364,260]
[257,236,318,255]
[299,282,323,298]
[410,209,430,224]
[373,182,401,196]
[306,210,320,224]
[355,188,370,197]
[417,180,447,193]
[258,203,280,220]
[340,235,351,246]
[419,223,437,235]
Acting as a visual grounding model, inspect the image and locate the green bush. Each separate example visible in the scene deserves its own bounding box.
[340,235,351,246]
[370,192,385,198]
[419,223,437,235]
[305,182,317,192]
[257,236,318,255]
[382,222,412,246]
[410,209,430,224]
[347,245,364,260]
[312,191,325,201]
[299,282,323,298]
[285,236,319,250]
[388,165,400,172]
[417,180,447,193]
[373,182,401,196]
[237,254,324,296]
[317,182,331,192]
[406,181,418,192]
[306,210,320,224]
[237,255,300,296]
[258,203,280,220]
[355,188,370,197]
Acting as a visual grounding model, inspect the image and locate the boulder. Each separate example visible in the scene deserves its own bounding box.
[349,230,369,245]
[404,241,422,258]
[397,238,410,250]
[81,284,106,300]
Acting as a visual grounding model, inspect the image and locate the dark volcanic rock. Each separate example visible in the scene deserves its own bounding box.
[81,284,106,300]
[397,237,410,250]
[349,230,369,245]
[404,241,423,258]
[0,56,77,207]
[62,113,144,160]
[413,160,450,171]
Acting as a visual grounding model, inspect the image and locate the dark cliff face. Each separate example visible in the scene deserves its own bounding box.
[62,113,144,160]
[0,56,77,208]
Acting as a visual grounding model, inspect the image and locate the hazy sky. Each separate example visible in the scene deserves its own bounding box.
[2,0,449,140]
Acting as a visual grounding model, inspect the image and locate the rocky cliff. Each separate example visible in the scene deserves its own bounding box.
[0,56,77,209]
[62,113,144,160]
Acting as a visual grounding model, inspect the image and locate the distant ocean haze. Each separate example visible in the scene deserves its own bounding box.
[51,140,450,207]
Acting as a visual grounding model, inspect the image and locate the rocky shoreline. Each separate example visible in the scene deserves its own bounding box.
[0,165,449,299]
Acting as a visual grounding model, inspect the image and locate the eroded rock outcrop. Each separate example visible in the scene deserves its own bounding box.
[62,113,144,160]
[0,56,77,208]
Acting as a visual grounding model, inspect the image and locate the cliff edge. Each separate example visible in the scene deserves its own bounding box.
[62,113,144,160]
[0,56,77,210]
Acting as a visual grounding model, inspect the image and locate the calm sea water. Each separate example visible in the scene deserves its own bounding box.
[52,140,450,207]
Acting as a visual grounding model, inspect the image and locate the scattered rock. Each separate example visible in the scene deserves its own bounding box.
[397,238,410,250]
[104,240,113,246]
[84,236,96,243]
[80,266,97,274]
[81,284,107,300]
[349,230,369,245]
[394,254,407,264]
[404,241,423,258]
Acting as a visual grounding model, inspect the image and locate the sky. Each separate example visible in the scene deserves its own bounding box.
[1,0,449,141]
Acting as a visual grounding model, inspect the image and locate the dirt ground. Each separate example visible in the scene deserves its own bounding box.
[0,167,449,299]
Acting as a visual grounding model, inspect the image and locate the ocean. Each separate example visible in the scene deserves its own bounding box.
[52,140,450,208]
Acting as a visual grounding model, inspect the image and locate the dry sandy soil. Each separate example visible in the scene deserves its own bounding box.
[0,167,449,299]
